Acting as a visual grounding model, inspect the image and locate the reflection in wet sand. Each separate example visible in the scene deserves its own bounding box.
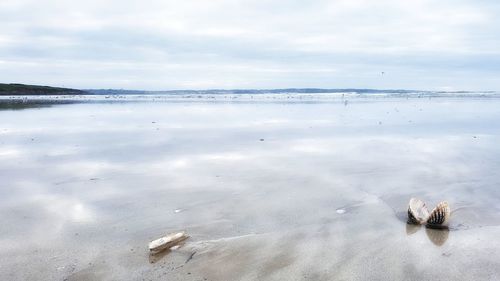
[425,227,450,246]
[405,223,449,245]
[149,248,171,264]
[405,223,421,235]
[405,223,450,246]
[0,99,79,111]
[1,97,500,280]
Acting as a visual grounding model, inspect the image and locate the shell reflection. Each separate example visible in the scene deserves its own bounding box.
[405,222,450,246]
[425,227,450,246]
[405,223,420,235]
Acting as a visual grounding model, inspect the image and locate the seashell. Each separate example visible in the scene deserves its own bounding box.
[407,198,429,224]
[426,201,450,226]
[149,231,189,254]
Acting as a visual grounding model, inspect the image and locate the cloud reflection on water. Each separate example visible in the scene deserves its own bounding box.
[1,98,500,280]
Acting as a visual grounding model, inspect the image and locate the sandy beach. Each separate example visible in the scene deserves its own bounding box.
[1,95,500,280]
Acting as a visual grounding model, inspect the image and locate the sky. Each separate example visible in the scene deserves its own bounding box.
[0,0,499,91]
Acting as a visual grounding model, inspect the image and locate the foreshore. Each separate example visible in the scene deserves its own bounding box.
[1,96,500,280]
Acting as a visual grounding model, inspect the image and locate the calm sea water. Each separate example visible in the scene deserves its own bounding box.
[1,96,500,280]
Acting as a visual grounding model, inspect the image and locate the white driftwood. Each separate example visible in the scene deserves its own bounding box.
[149,231,189,253]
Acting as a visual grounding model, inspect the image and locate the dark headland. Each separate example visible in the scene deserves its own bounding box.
[0,83,87,95]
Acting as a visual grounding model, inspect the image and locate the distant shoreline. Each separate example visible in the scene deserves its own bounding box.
[1,83,497,96]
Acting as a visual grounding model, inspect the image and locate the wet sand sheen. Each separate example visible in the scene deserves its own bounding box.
[1,97,500,280]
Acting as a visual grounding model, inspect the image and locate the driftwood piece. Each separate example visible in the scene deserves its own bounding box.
[149,231,189,254]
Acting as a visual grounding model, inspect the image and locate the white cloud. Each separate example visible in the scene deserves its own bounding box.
[0,0,499,90]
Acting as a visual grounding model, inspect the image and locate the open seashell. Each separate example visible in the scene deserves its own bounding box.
[407,198,429,224]
[426,201,450,227]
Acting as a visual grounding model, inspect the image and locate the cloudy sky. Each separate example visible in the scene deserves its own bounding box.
[0,0,499,90]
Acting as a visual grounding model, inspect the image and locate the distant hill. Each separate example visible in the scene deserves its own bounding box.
[86,88,419,95]
[0,83,87,95]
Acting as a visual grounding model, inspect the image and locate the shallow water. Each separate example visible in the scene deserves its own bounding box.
[1,96,500,280]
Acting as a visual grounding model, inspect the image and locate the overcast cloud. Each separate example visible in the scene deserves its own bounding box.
[1,0,499,90]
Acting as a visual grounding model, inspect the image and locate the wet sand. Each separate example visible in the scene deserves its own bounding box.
[1,96,500,280]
